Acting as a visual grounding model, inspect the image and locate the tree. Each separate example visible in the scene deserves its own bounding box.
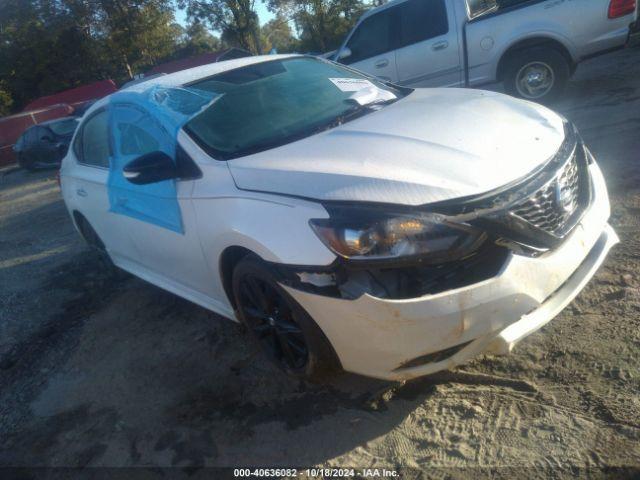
[0,0,184,113]
[168,21,222,60]
[0,0,107,110]
[260,15,297,53]
[267,0,368,53]
[178,0,262,54]
[182,21,222,55]
[93,0,182,79]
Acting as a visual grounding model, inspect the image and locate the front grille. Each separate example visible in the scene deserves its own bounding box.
[509,152,582,237]
[428,122,592,252]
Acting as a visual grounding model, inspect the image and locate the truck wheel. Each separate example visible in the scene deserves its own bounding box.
[232,255,341,383]
[503,47,570,102]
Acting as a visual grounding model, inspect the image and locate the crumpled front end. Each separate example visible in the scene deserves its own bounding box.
[279,152,617,381]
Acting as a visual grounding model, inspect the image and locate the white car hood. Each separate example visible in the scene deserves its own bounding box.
[227,88,566,206]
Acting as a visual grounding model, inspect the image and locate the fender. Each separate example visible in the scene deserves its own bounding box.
[465,15,578,86]
[493,31,577,79]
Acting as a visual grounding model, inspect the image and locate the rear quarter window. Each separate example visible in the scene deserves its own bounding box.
[75,110,110,168]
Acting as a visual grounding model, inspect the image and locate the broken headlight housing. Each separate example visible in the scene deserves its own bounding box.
[309,207,486,265]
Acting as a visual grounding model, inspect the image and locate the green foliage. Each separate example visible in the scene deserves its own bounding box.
[0,0,106,111]
[179,0,262,54]
[267,0,370,53]
[0,0,189,113]
[0,0,385,115]
[260,15,297,53]
[93,0,181,78]
[176,22,222,57]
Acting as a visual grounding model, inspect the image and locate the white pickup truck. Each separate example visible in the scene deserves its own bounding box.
[333,0,638,101]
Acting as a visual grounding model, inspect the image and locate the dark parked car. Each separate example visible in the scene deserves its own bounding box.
[13,117,80,170]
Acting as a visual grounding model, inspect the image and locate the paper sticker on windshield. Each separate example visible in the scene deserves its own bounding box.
[329,78,376,92]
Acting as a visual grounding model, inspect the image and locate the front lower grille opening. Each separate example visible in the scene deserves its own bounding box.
[338,242,510,300]
[395,341,473,371]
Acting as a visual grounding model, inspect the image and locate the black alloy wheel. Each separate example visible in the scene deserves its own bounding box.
[239,276,309,371]
[232,255,341,381]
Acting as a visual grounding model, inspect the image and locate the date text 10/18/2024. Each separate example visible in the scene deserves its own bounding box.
[233,468,400,478]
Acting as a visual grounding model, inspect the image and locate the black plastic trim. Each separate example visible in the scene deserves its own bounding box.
[175,144,203,180]
[394,341,473,370]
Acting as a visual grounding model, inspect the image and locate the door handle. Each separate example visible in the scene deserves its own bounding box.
[432,41,449,51]
[374,59,389,68]
[76,188,87,197]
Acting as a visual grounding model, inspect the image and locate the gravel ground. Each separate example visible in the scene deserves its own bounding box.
[0,44,639,478]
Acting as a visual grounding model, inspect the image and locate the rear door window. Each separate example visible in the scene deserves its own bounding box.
[78,110,110,168]
[344,9,395,64]
[397,0,448,48]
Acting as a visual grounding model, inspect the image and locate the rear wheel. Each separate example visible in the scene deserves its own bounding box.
[503,47,570,102]
[232,255,340,382]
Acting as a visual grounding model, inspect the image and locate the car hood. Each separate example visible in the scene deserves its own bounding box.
[227,88,566,206]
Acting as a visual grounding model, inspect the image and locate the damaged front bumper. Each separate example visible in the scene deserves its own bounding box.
[280,162,618,381]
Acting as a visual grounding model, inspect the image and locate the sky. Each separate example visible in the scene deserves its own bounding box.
[174,4,276,32]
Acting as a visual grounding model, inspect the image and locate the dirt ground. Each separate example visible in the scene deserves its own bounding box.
[1,44,639,479]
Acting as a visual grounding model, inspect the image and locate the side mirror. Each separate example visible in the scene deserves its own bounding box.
[123,151,177,185]
[336,47,352,62]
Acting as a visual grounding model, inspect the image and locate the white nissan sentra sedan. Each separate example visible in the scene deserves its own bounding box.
[60,55,618,382]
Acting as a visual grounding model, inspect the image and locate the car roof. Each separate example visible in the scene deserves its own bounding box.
[86,54,300,117]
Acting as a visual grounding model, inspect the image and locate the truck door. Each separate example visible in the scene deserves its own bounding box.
[394,0,462,88]
[339,7,398,83]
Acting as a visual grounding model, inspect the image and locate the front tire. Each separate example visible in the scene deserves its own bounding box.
[503,47,570,102]
[232,255,340,382]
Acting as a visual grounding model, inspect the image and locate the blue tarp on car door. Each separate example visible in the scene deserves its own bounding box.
[106,86,220,234]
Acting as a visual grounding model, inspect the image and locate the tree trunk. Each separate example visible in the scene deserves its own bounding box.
[122,52,133,79]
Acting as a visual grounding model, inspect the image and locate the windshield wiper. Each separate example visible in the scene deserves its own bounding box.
[323,104,371,128]
[316,98,395,133]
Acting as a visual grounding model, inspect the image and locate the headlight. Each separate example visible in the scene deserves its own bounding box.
[309,207,486,264]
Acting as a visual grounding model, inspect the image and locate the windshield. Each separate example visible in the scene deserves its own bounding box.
[49,118,79,136]
[184,57,407,160]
